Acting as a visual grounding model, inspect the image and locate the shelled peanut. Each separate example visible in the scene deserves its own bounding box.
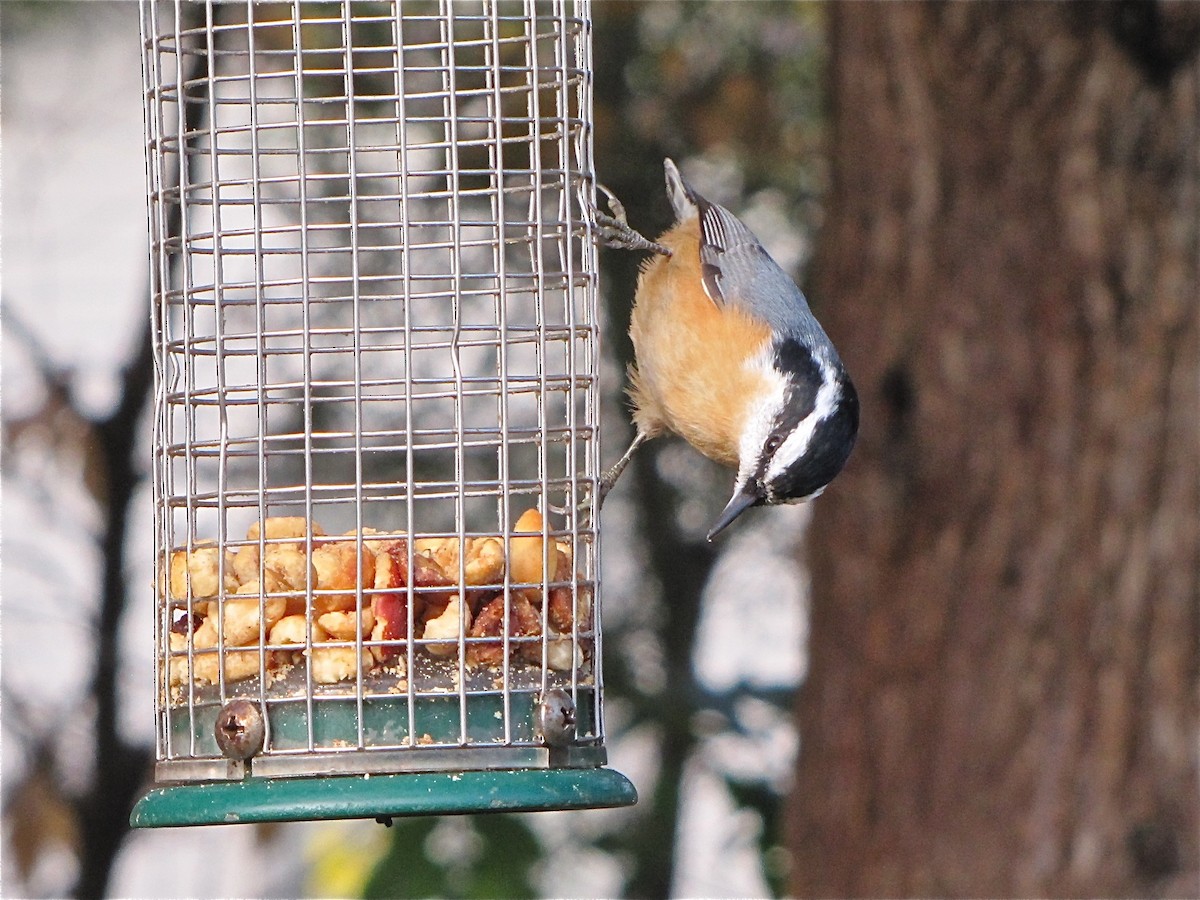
[164,509,591,690]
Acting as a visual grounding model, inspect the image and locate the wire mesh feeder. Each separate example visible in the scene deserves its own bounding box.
[132,0,635,827]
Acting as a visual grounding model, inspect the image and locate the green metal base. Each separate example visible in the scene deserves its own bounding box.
[130,767,637,828]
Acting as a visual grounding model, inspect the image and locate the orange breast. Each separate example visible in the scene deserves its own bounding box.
[627,217,772,469]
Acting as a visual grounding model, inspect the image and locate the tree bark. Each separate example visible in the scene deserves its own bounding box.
[790,3,1200,897]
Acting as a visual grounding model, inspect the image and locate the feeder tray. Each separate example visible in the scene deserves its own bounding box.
[133,770,637,828]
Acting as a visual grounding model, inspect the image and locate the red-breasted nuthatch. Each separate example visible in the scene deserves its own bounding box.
[594,159,859,540]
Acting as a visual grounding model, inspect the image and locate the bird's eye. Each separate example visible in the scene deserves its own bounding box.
[764,434,783,454]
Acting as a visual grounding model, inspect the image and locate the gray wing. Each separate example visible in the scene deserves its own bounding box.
[696,196,831,344]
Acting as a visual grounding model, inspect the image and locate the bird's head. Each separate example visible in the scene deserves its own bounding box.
[706,338,859,540]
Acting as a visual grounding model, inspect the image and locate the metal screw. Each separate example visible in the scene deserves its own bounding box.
[537,688,577,747]
[214,699,265,760]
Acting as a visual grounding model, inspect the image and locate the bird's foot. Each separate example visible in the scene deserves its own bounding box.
[547,433,646,526]
[548,463,632,530]
[592,183,672,256]
[546,479,612,530]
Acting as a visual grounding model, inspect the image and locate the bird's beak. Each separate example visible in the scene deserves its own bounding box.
[707,482,761,541]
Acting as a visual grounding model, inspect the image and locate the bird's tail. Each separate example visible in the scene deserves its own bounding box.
[664,158,698,223]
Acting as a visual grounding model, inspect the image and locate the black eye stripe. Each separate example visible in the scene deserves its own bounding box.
[749,341,825,482]
[764,384,859,503]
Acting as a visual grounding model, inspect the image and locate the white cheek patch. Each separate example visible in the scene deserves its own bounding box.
[764,356,840,484]
[736,348,787,487]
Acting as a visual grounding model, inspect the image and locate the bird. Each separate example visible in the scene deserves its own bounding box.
[591,158,859,540]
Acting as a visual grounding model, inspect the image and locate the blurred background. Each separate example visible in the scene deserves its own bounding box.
[2,2,1196,898]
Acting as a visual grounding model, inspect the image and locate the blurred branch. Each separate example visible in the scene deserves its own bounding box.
[69,5,206,896]
[70,309,156,898]
[2,302,65,386]
[2,302,81,460]
[0,683,42,751]
[2,303,112,519]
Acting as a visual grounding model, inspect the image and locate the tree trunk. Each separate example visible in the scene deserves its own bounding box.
[591,7,720,896]
[790,3,1200,897]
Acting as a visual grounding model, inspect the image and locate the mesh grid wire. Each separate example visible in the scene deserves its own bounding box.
[141,0,603,780]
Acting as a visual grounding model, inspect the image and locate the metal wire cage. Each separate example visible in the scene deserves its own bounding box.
[132,0,634,826]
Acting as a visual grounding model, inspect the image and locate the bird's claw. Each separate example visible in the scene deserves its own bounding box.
[591,183,672,257]
[596,183,628,224]
[547,482,606,530]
